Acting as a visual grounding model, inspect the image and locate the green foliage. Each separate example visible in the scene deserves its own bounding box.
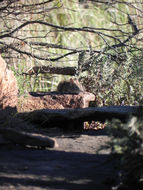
[80,49,143,106]
[107,116,143,189]
[1,0,143,102]
[10,61,58,95]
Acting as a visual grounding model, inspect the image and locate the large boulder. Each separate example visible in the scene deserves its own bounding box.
[0,55,18,110]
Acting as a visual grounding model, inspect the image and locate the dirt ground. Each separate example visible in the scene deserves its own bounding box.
[0,128,120,190]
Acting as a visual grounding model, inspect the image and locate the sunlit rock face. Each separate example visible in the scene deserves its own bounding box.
[0,55,18,110]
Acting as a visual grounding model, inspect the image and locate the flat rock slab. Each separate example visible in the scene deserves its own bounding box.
[18,91,95,112]
[0,130,119,190]
[20,105,143,130]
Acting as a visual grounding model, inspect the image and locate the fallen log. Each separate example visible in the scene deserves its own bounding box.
[0,128,57,148]
[18,106,143,130]
[24,66,77,76]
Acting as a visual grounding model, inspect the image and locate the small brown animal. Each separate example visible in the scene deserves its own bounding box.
[57,78,85,94]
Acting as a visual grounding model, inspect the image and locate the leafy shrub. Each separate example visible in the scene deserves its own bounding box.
[80,50,143,106]
[107,115,143,189]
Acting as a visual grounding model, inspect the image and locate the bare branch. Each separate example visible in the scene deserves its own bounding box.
[0,20,128,42]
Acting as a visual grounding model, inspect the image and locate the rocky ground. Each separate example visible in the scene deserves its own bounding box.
[0,128,120,190]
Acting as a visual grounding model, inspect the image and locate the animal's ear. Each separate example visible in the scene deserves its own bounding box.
[70,78,74,83]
